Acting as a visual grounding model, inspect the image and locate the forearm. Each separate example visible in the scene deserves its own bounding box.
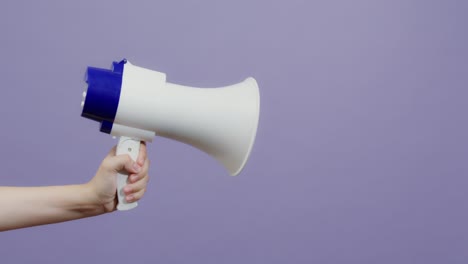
[0,184,107,231]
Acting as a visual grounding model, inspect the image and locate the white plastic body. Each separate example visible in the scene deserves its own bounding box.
[111,123,154,142]
[81,60,259,211]
[115,136,140,211]
[112,61,260,176]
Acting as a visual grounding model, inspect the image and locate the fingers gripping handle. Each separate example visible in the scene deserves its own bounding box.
[116,136,141,211]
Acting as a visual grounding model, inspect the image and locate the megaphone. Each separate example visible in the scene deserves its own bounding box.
[80,59,260,210]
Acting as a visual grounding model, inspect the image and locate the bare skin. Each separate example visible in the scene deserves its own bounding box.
[0,143,150,231]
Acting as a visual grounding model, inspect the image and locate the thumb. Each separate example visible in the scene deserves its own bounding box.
[105,154,142,174]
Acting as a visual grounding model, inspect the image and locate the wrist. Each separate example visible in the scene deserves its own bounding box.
[76,183,110,216]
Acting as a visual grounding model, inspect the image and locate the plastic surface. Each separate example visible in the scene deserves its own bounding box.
[81,60,126,127]
[110,123,155,142]
[82,59,260,180]
[116,61,260,175]
[100,120,113,134]
[115,136,140,211]
[229,77,260,175]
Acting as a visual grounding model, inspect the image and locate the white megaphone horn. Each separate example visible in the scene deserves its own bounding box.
[80,59,260,211]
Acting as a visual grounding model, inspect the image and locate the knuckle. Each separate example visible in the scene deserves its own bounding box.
[145,174,150,183]
[134,194,142,200]
[136,189,146,199]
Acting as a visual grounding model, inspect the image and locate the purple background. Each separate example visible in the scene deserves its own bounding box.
[1,1,467,263]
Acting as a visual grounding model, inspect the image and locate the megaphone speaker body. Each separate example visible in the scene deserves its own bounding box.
[81,59,260,210]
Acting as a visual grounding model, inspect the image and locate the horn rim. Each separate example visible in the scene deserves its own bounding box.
[229,77,260,176]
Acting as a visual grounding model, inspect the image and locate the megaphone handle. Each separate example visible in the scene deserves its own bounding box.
[115,136,141,211]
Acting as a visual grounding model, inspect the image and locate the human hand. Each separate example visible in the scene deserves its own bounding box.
[86,142,150,212]
[0,143,149,231]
